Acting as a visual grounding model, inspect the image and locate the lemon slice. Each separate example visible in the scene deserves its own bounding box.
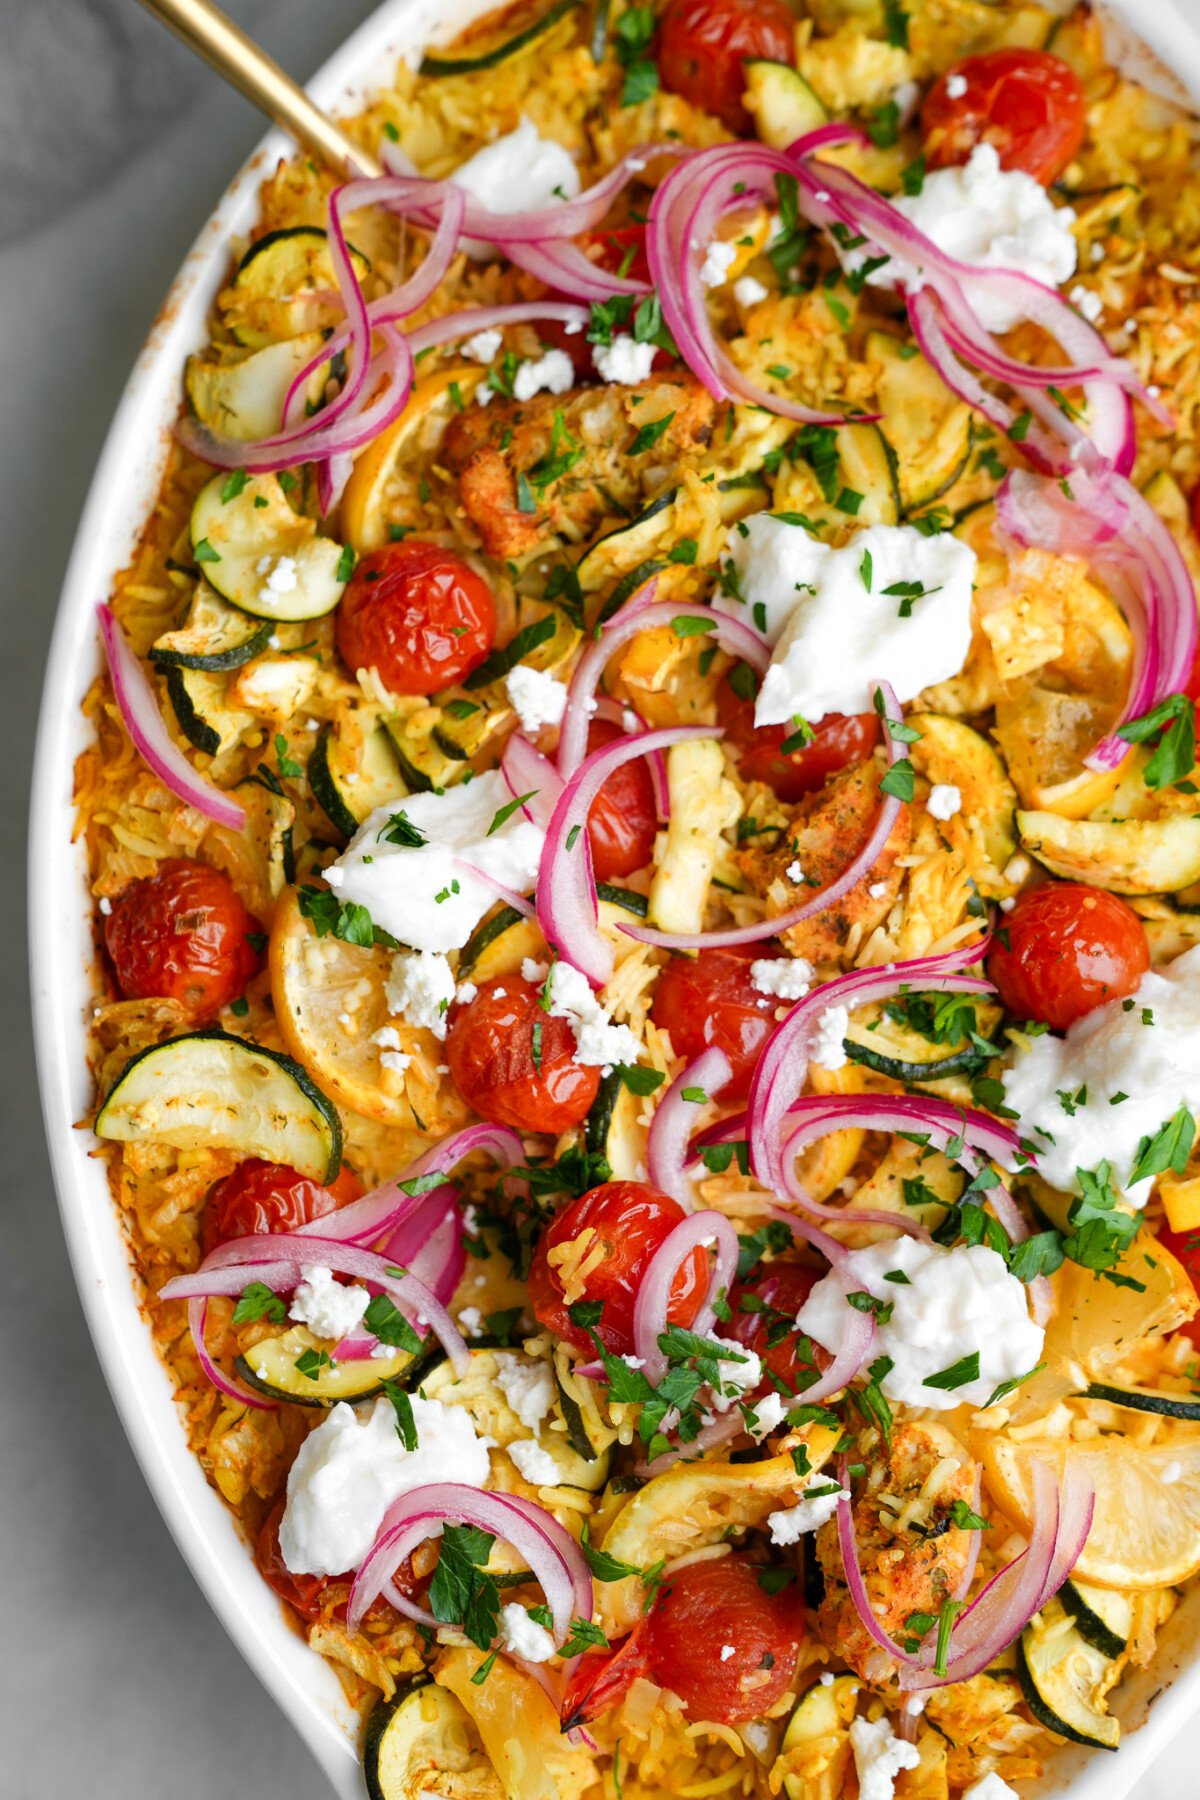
[978,1435,1200,1589]
[341,366,483,553]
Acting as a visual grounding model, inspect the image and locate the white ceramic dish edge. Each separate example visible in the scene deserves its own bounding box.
[28,3,1200,1795]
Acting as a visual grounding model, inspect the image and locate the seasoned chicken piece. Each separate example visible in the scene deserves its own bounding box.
[442,372,715,560]
[736,762,911,965]
[815,1422,979,1682]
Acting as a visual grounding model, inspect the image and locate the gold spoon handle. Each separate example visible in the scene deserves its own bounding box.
[135,0,381,178]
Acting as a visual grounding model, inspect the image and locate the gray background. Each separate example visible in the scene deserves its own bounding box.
[0,1,1195,1795]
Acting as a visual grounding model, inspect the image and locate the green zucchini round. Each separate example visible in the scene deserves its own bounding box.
[419,0,580,75]
[1016,1613,1119,1751]
[1082,1381,1200,1422]
[363,1676,488,1800]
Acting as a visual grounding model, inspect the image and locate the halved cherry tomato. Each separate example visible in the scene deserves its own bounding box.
[203,1157,364,1255]
[1155,1225,1200,1347]
[561,1620,652,1729]
[728,1261,820,1395]
[717,678,881,803]
[587,718,659,882]
[528,1180,708,1355]
[988,882,1149,1030]
[922,49,1086,185]
[651,944,784,1103]
[445,974,599,1133]
[658,0,795,132]
[104,857,263,1019]
[335,540,496,694]
[255,1496,417,1623]
[646,1554,806,1722]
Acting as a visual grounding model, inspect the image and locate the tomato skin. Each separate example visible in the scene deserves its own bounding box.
[335,540,496,695]
[561,1621,652,1728]
[651,944,783,1103]
[445,975,600,1134]
[528,1180,709,1355]
[104,858,262,1019]
[658,0,795,132]
[587,718,659,882]
[646,1555,806,1723]
[255,1496,416,1623]
[988,883,1150,1030]
[717,680,880,803]
[728,1262,820,1394]
[1156,1226,1200,1347]
[922,49,1086,185]
[203,1158,364,1255]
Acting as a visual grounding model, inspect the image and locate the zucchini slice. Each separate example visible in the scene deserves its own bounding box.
[308,721,408,838]
[457,904,547,983]
[1017,1602,1120,1750]
[150,583,273,672]
[1016,810,1200,895]
[190,473,349,622]
[868,331,975,514]
[164,663,254,757]
[236,1324,436,1406]
[743,60,829,150]
[781,1674,860,1800]
[585,1069,647,1179]
[420,1347,613,1494]
[577,487,679,596]
[842,1004,997,1083]
[1060,1580,1133,1662]
[185,333,328,441]
[363,1675,493,1800]
[383,704,509,794]
[95,1030,343,1182]
[228,227,370,349]
[419,0,580,75]
[1082,1381,1200,1422]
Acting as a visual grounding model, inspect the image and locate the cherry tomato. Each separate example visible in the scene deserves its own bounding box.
[528,1180,709,1355]
[561,1621,652,1728]
[445,975,600,1133]
[203,1158,364,1255]
[717,679,880,803]
[541,227,657,380]
[658,0,795,132]
[922,49,1086,186]
[646,1555,807,1723]
[256,1497,333,1622]
[728,1261,820,1395]
[1183,637,1200,703]
[651,944,785,1102]
[1155,1225,1200,1347]
[587,718,659,882]
[104,858,263,1019]
[988,882,1149,1030]
[335,540,496,695]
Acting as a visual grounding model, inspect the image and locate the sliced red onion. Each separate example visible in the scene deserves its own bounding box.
[405,300,591,360]
[638,1398,747,1476]
[647,1047,733,1212]
[454,861,537,920]
[97,605,245,830]
[764,1206,877,1405]
[501,731,563,830]
[505,237,650,302]
[187,1296,276,1409]
[631,1208,739,1384]
[385,1196,466,1305]
[290,1123,524,1249]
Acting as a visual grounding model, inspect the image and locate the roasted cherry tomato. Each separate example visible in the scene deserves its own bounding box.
[445,974,599,1133]
[528,1180,709,1355]
[203,1158,364,1254]
[717,679,880,803]
[587,718,659,882]
[651,944,785,1102]
[658,0,795,132]
[921,49,1086,185]
[728,1261,821,1395]
[255,1496,416,1623]
[561,1621,652,1729]
[646,1554,807,1723]
[1183,636,1200,703]
[104,858,263,1019]
[988,882,1150,1030]
[335,540,496,695]
[1155,1225,1200,1347]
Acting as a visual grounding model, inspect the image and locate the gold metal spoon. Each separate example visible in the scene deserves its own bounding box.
[135,0,382,177]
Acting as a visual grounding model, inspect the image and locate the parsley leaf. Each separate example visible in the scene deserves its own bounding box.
[297,885,400,949]
[382,1380,418,1451]
[1117,693,1196,790]
[232,1282,286,1326]
[428,1523,502,1651]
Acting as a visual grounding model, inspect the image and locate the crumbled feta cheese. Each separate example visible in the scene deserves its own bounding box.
[747,1391,788,1439]
[494,1352,556,1433]
[279,1397,489,1575]
[372,1025,403,1052]
[451,118,580,259]
[812,1004,849,1072]
[385,950,457,1041]
[846,143,1076,334]
[544,959,641,1074]
[592,334,657,385]
[751,957,813,1001]
[512,349,575,402]
[1002,946,1200,1206]
[456,980,479,1004]
[255,553,299,597]
[506,664,568,734]
[1068,283,1103,323]
[723,519,976,722]
[927,783,962,820]
[962,1776,1020,1800]
[508,1439,562,1486]
[741,1721,774,1759]
[621,1354,646,1370]
[733,274,769,308]
[849,1714,921,1800]
[797,1239,1044,1412]
[98,896,113,915]
[287,1264,371,1341]
[768,1479,848,1544]
[720,1644,736,1662]
[700,238,738,288]
[704,1336,763,1412]
[500,1601,557,1662]
[379,1049,412,1075]
[461,328,503,363]
[868,881,888,899]
[945,72,968,98]
[326,771,543,954]
[892,79,921,124]
[457,1306,483,1337]
[521,957,549,983]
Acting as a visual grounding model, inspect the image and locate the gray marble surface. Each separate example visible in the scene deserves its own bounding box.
[1,2,1196,1795]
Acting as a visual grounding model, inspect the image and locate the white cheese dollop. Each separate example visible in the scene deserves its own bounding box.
[768,1478,848,1544]
[451,118,580,260]
[593,334,657,385]
[499,1601,557,1662]
[279,1396,490,1576]
[851,142,1077,334]
[797,1239,1044,1412]
[325,772,544,955]
[506,664,568,735]
[385,949,457,1040]
[719,518,976,725]
[849,1714,921,1800]
[287,1264,371,1341]
[1002,946,1200,1206]
[545,960,641,1074]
